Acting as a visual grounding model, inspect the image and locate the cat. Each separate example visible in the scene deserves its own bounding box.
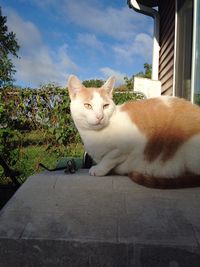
[67,75,200,189]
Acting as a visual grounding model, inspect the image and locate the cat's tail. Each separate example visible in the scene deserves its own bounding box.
[128,172,200,189]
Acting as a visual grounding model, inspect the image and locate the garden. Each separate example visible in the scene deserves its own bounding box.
[0,6,147,207]
[0,82,142,188]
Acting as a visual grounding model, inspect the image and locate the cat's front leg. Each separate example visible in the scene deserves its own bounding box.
[89,166,107,176]
[89,149,126,177]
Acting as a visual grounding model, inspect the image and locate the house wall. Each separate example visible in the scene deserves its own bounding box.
[158,0,175,95]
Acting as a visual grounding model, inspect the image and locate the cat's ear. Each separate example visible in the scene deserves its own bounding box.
[102,76,116,97]
[67,75,83,99]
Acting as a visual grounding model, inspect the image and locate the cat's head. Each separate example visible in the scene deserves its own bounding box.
[67,75,116,130]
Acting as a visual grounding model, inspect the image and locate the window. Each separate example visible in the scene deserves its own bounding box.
[175,0,193,100]
[193,0,200,104]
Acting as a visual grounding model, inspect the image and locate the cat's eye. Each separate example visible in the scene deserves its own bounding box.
[103,104,109,109]
[84,103,92,109]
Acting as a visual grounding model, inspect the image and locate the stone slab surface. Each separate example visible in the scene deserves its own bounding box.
[1,169,200,266]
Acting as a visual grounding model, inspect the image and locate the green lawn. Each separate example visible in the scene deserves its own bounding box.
[21,143,84,178]
[1,142,84,184]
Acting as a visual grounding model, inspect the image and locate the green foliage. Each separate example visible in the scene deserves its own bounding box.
[123,63,152,91]
[194,94,200,106]
[0,7,20,88]
[0,84,82,177]
[0,90,21,182]
[124,76,134,90]
[13,143,84,182]
[1,84,80,145]
[144,63,152,78]
[0,129,20,166]
[0,56,16,87]
[135,63,152,79]
[0,81,144,183]
[1,84,142,147]
[113,91,142,104]
[82,79,104,88]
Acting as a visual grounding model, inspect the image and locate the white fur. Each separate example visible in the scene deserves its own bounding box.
[179,134,200,175]
[71,95,200,177]
[68,76,200,178]
[70,92,115,131]
[77,106,148,176]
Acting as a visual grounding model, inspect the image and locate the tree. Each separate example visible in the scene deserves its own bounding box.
[135,63,152,79]
[0,7,20,88]
[82,79,104,88]
[124,75,134,90]
[123,63,152,90]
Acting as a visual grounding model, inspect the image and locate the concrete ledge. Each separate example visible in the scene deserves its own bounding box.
[0,169,200,266]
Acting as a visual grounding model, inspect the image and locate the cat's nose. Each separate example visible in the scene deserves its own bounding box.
[96,114,104,121]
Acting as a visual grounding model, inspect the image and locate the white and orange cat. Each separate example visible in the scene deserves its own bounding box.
[67,75,200,189]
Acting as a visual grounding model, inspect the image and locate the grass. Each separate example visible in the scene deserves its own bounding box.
[20,143,84,178]
[10,129,55,146]
[0,142,84,184]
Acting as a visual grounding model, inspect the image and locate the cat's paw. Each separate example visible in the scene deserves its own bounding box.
[89,166,107,176]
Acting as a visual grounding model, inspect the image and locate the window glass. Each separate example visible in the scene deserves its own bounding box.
[193,0,200,104]
[175,0,193,100]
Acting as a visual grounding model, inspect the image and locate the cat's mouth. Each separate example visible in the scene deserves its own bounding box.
[90,121,105,129]
[91,119,104,126]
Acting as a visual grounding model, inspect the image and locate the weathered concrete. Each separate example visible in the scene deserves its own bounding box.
[0,169,200,266]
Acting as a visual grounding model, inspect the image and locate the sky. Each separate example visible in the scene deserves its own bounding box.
[0,0,153,88]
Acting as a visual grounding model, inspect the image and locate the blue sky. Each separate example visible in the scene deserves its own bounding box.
[0,0,153,88]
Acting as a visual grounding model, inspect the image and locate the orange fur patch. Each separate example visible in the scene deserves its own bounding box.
[121,97,200,162]
[129,172,200,189]
[99,88,112,101]
[77,86,110,102]
[77,87,94,101]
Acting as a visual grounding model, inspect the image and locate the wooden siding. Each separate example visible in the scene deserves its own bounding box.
[158,0,175,95]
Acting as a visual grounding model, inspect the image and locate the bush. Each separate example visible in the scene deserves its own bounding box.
[0,85,142,146]
[0,83,143,183]
[114,90,142,104]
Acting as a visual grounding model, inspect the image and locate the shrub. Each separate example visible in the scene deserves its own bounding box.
[0,83,143,182]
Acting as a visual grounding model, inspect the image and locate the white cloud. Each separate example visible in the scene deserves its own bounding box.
[2,2,153,87]
[64,1,148,40]
[5,9,77,87]
[13,44,77,87]
[113,33,153,63]
[58,44,77,71]
[100,67,126,85]
[62,1,153,68]
[77,33,104,52]
[16,0,59,9]
[21,0,150,42]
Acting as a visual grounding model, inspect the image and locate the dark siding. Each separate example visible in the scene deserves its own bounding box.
[158,0,175,95]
